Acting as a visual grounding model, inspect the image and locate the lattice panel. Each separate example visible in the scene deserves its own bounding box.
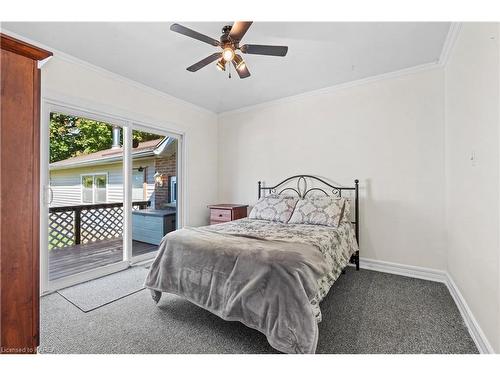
[49,211,75,250]
[81,206,123,244]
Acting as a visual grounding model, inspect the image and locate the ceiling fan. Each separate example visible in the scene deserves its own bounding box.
[170,21,288,79]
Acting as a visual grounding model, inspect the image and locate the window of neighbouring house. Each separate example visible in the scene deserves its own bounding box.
[95,175,107,203]
[132,168,145,201]
[81,174,107,204]
[81,175,94,203]
[170,175,177,204]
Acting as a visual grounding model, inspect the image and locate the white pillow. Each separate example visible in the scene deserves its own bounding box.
[288,196,346,227]
[249,194,299,223]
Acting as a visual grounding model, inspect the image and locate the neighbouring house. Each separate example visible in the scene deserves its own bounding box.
[49,132,177,210]
[49,132,178,249]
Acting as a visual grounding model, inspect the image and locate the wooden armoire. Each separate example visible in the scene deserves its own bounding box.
[0,34,52,353]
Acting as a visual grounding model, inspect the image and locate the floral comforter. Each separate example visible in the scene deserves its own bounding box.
[145,218,358,353]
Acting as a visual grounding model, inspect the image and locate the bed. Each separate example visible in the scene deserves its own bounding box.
[144,175,360,354]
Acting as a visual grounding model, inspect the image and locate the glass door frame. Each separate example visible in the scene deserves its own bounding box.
[40,99,184,294]
[127,121,182,264]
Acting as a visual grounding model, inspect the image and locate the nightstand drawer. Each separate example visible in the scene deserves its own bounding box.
[210,209,232,222]
[208,204,248,226]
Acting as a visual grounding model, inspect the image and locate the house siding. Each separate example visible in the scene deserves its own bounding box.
[49,159,155,207]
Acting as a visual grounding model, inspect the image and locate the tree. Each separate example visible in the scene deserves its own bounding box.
[49,113,162,163]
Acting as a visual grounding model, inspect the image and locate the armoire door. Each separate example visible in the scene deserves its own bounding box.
[0,34,52,354]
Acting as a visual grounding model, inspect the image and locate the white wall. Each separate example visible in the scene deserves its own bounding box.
[444,23,500,353]
[42,56,219,226]
[219,68,446,270]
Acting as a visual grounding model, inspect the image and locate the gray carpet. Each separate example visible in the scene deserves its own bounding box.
[57,266,149,312]
[39,268,478,354]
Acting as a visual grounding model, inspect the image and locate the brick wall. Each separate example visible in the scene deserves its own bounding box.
[154,153,176,209]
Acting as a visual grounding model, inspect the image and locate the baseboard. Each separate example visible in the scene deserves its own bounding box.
[353,257,495,354]
[356,257,447,283]
[444,274,495,354]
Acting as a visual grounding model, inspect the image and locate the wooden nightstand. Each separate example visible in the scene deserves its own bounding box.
[208,204,248,225]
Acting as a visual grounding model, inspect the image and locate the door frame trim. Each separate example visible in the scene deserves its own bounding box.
[40,97,185,294]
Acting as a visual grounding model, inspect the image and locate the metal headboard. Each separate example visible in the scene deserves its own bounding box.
[257,175,360,270]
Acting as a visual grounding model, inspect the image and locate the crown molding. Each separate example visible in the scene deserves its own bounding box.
[219,62,441,117]
[0,29,217,117]
[220,23,460,118]
[37,56,52,69]
[438,22,462,67]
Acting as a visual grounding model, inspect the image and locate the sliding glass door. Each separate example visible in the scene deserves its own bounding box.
[47,113,125,283]
[41,104,182,293]
[129,129,178,262]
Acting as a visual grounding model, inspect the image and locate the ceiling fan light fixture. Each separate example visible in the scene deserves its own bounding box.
[216,59,226,71]
[222,47,235,62]
[233,54,246,70]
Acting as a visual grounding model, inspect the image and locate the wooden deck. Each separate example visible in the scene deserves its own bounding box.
[49,238,157,280]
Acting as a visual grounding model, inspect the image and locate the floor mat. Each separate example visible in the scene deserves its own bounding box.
[57,266,150,312]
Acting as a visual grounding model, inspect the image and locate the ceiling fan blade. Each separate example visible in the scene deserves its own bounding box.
[170,23,220,47]
[229,21,253,42]
[187,53,221,72]
[232,58,251,79]
[240,44,288,56]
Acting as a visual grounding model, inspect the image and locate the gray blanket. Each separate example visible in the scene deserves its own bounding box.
[145,219,358,354]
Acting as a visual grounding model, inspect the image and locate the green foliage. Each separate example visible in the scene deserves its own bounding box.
[49,113,162,163]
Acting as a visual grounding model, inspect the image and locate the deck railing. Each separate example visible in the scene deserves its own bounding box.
[49,201,150,250]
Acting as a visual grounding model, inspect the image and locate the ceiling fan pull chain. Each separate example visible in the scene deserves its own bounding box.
[228,62,232,79]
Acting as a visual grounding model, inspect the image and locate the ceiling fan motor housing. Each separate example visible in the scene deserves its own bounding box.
[220,25,234,47]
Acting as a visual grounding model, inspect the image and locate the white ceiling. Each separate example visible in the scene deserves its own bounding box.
[2,22,450,113]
